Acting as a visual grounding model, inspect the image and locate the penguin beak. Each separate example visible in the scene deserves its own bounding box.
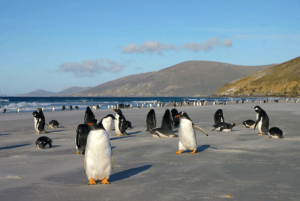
[235,124,238,126]
[175,115,179,118]
[112,109,115,111]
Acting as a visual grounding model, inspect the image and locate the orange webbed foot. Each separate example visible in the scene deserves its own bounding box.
[175,150,182,154]
[101,178,110,184]
[190,150,196,154]
[88,178,96,185]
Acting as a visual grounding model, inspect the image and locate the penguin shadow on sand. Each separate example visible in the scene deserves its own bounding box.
[109,165,152,183]
[45,130,65,133]
[196,145,217,153]
[0,143,31,150]
[0,134,9,136]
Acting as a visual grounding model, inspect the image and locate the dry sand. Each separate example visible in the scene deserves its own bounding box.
[1,101,300,200]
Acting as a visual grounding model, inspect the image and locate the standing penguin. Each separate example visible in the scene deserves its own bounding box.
[113,109,129,136]
[84,121,113,185]
[75,123,91,154]
[171,108,180,127]
[84,107,95,124]
[99,114,116,138]
[146,109,156,131]
[254,106,269,135]
[214,109,224,124]
[161,109,173,130]
[32,108,48,134]
[175,111,208,154]
[62,105,66,111]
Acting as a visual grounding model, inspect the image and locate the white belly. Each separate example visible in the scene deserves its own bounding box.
[114,114,121,135]
[85,130,112,180]
[102,119,113,138]
[178,119,197,151]
[34,118,39,132]
[257,120,262,132]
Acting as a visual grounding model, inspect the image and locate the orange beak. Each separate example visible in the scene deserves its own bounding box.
[175,115,179,118]
[88,123,93,125]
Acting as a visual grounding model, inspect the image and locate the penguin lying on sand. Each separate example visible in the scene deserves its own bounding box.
[212,122,238,132]
[36,136,53,149]
[254,106,269,135]
[268,127,284,139]
[47,120,60,128]
[146,109,156,131]
[75,123,91,154]
[150,109,177,138]
[175,111,208,154]
[242,120,255,128]
[113,109,130,136]
[85,121,113,185]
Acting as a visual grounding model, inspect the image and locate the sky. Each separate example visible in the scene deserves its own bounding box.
[0,0,299,96]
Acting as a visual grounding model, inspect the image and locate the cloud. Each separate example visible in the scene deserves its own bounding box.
[184,37,232,52]
[58,59,129,77]
[122,38,232,54]
[122,41,176,54]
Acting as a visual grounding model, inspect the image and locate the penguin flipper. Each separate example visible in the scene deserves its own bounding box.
[193,125,208,136]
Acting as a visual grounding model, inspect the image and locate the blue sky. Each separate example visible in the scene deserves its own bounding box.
[0,0,299,95]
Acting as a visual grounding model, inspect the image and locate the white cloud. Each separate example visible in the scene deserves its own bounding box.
[58,59,129,77]
[122,38,232,54]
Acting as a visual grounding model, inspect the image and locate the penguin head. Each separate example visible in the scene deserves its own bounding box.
[230,123,238,128]
[32,111,40,118]
[254,106,262,113]
[176,111,192,121]
[216,109,223,116]
[113,109,122,114]
[88,119,104,130]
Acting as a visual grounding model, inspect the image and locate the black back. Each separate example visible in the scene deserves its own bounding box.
[69,105,73,110]
[214,109,224,124]
[254,106,269,132]
[75,106,79,110]
[84,107,95,124]
[269,127,283,138]
[146,109,156,131]
[161,109,172,130]
[35,136,52,149]
[37,108,46,131]
[171,109,179,127]
[76,124,91,152]
[49,120,59,126]
[62,105,66,111]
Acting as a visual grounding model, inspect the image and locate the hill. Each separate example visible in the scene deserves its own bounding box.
[20,86,92,97]
[214,56,300,97]
[20,89,57,97]
[73,61,274,97]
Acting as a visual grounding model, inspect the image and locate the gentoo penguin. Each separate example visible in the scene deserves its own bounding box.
[171,108,180,127]
[3,109,6,113]
[175,111,208,154]
[85,121,113,185]
[149,109,176,138]
[212,122,238,132]
[75,106,79,110]
[35,136,53,149]
[69,105,73,111]
[62,105,66,111]
[84,107,95,124]
[51,107,55,111]
[146,109,156,131]
[214,109,224,124]
[46,120,60,128]
[99,114,116,138]
[113,109,129,136]
[75,123,91,154]
[254,106,269,135]
[17,108,20,113]
[268,127,283,139]
[32,108,48,134]
[242,120,256,128]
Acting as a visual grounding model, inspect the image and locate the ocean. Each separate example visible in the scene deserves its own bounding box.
[0,96,275,113]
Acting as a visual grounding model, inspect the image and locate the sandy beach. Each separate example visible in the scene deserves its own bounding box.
[1,101,300,200]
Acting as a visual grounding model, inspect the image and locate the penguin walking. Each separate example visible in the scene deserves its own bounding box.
[69,105,73,111]
[46,120,60,128]
[84,107,95,124]
[171,108,180,127]
[75,123,91,154]
[113,109,129,136]
[146,109,156,131]
[254,106,269,135]
[85,121,113,185]
[36,136,53,149]
[175,111,208,154]
[268,127,283,139]
[214,109,224,124]
[212,122,238,131]
[32,108,48,134]
[62,105,66,111]
[99,114,116,138]
[242,120,256,128]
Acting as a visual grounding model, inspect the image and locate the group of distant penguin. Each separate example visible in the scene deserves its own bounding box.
[30,102,283,185]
